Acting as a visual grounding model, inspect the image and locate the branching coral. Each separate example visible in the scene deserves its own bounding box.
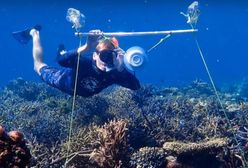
[59,126,98,167]
[130,147,167,168]
[49,119,129,167]
[0,95,69,145]
[73,95,113,126]
[89,119,129,168]
[104,87,142,121]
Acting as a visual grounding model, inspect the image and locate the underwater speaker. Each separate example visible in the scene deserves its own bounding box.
[124,46,147,71]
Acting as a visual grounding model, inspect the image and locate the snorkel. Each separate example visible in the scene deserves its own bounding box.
[97,49,118,72]
[97,36,148,72]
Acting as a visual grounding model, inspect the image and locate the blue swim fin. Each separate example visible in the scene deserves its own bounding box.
[56,44,66,61]
[12,25,42,44]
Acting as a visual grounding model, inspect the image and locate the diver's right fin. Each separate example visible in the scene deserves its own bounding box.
[12,24,42,44]
[56,44,66,62]
[57,44,66,56]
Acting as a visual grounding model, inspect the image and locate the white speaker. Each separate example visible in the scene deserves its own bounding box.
[124,46,147,71]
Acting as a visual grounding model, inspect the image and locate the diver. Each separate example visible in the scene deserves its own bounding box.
[12,26,140,97]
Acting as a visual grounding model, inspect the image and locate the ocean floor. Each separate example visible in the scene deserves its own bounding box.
[0,78,247,168]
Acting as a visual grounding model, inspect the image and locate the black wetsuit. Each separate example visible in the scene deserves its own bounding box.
[40,49,140,97]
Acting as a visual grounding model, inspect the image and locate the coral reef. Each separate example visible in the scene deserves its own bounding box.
[163,138,228,155]
[63,119,128,168]
[0,78,248,167]
[130,147,166,168]
[163,138,228,168]
[89,119,129,168]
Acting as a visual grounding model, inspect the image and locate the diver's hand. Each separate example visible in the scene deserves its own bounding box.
[115,47,125,72]
[86,29,103,49]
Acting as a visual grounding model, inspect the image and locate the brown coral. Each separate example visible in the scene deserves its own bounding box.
[0,126,4,137]
[163,138,228,155]
[0,126,31,167]
[163,138,228,168]
[89,119,129,168]
[8,131,24,142]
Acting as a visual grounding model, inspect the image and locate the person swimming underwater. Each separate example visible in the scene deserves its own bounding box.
[13,25,141,97]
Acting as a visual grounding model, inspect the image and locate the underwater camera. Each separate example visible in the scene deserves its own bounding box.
[124,46,148,72]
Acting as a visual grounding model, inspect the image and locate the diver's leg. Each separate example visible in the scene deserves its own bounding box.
[30,29,47,75]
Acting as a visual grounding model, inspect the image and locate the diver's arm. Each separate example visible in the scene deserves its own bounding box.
[115,47,125,72]
[116,69,141,90]
[58,30,102,67]
[79,29,103,53]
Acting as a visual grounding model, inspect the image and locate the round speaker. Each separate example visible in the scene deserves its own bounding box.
[124,46,147,71]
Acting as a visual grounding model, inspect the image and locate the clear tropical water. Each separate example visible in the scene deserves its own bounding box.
[1,0,248,88]
[1,1,248,167]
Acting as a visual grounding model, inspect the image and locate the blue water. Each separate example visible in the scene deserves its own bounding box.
[1,0,248,88]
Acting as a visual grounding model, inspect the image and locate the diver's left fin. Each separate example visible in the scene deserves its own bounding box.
[12,24,42,44]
